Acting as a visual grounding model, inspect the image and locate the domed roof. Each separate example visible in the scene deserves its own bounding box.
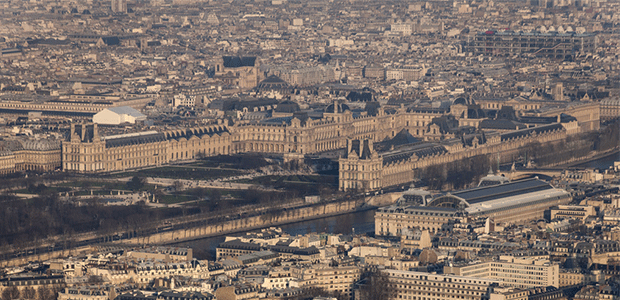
[453,96,476,106]
[0,140,23,151]
[274,100,300,113]
[467,106,486,119]
[325,102,350,113]
[453,97,468,105]
[20,138,61,151]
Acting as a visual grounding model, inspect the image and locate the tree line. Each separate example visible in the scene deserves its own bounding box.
[1,285,62,300]
[419,120,620,190]
[527,120,619,167]
[0,194,180,249]
[421,154,492,191]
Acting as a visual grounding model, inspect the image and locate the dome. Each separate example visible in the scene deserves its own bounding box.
[274,100,300,113]
[453,97,468,105]
[20,138,61,151]
[325,102,350,113]
[467,106,486,119]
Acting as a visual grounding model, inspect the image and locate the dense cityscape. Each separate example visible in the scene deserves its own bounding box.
[0,0,619,299]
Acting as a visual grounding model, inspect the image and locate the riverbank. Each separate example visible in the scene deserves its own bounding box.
[176,209,377,259]
[0,198,373,267]
[141,197,372,246]
[560,149,620,169]
[166,204,378,246]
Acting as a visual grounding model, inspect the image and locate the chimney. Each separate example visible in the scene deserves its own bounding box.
[70,124,76,141]
[93,123,99,140]
[346,139,352,155]
[81,124,87,142]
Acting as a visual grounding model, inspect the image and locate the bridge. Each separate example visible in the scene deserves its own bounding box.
[501,168,567,181]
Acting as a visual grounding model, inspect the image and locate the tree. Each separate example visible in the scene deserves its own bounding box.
[127,176,146,191]
[36,286,56,300]
[172,180,184,192]
[2,286,20,300]
[210,189,221,202]
[22,287,36,299]
[358,270,396,300]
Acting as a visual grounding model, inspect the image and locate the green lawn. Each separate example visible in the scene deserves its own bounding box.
[120,166,245,180]
[158,194,193,204]
[238,175,338,187]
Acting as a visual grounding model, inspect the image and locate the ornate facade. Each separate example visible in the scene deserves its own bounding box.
[42,97,600,183]
[0,138,62,174]
[63,123,230,173]
[214,56,261,90]
[340,121,575,192]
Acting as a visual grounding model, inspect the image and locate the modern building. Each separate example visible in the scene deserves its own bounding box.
[443,256,559,289]
[93,106,146,125]
[467,31,596,59]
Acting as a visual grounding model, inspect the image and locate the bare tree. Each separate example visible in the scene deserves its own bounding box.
[358,270,396,300]
[172,180,184,192]
[22,287,36,299]
[2,286,20,300]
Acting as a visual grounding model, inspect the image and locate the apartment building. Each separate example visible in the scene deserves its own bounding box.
[293,265,361,299]
[549,205,596,222]
[375,206,458,236]
[384,269,498,300]
[443,256,559,289]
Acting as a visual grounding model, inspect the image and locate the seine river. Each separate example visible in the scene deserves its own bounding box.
[175,209,376,259]
[177,152,618,259]
[571,150,620,169]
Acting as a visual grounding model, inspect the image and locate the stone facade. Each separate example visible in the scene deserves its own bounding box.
[63,123,230,173]
[214,56,261,90]
[38,98,602,186]
[341,121,574,192]
[0,138,62,174]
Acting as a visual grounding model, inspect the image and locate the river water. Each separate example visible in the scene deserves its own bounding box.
[176,209,376,259]
[571,151,620,169]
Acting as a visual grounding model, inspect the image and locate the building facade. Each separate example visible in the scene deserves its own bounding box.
[0,138,62,174]
[62,123,230,173]
[467,31,596,58]
[375,206,457,236]
[55,98,599,193]
[376,178,572,234]
[444,256,559,289]
[383,269,498,300]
